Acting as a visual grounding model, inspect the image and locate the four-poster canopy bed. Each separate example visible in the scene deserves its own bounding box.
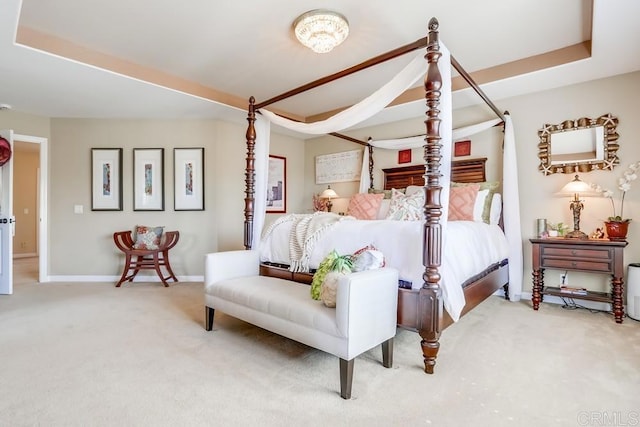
[241,17,522,373]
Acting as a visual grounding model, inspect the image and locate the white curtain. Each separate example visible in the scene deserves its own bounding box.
[251,51,427,249]
[503,115,523,301]
[250,40,522,314]
[259,51,426,135]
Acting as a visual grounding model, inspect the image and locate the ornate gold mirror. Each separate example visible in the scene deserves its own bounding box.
[537,113,619,175]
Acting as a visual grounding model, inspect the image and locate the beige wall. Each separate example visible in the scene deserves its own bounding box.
[502,70,640,293]
[48,118,305,278]
[2,70,639,288]
[303,71,640,295]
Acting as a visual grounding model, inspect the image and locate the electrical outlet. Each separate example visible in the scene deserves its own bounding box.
[560,272,568,285]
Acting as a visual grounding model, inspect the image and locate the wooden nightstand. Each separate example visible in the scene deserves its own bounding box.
[530,238,628,323]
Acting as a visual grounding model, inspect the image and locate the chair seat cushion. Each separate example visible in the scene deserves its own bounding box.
[207,276,341,337]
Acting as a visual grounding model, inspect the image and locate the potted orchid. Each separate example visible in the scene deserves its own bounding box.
[590,160,640,240]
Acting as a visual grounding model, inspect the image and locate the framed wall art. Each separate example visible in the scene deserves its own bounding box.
[174,147,204,211]
[133,148,164,211]
[315,149,362,184]
[91,148,123,211]
[267,155,286,213]
[398,149,412,164]
[454,140,471,157]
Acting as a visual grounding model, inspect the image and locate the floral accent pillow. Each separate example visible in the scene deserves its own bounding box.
[448,184,480,221]
[385,188,425,221]
[347,193,384,220]
[133,225,164,250]
[352,245,385,271]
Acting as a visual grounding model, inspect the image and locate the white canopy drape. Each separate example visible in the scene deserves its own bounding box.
[250,41,522,316]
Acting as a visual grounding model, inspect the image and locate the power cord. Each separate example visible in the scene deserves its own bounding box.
[559,296,630,319]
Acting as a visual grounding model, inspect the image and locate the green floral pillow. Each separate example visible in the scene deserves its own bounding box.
[311,250,338,300]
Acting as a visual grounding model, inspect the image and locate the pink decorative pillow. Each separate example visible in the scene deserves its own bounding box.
[448,185,480,221]
[347,193,384,220]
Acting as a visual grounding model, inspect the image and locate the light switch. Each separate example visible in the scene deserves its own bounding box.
[74,205,83,214]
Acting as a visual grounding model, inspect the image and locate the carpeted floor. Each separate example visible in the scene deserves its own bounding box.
[2,259,639,426]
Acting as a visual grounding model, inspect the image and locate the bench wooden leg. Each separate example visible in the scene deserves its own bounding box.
[382,337,394,368]
[339,358,354,399]
[205,306,215,331]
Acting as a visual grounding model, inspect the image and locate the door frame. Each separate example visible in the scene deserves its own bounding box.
[14,134,48,283]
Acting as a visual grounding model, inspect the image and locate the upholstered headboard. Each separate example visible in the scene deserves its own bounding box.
[382,157,487,190]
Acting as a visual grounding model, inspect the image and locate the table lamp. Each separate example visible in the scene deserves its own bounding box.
[320,185,338,212]
[557,174,598,239]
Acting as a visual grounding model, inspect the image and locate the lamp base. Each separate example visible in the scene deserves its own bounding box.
[565,230,588,239]
[326,200,333,212]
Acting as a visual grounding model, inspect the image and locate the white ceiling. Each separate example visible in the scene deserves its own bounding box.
[0,0,639,133]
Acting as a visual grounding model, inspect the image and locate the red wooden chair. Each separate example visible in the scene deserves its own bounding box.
[113,230,180,287]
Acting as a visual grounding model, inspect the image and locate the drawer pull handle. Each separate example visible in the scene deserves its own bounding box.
[571,250,577,255]
[571,262,577,267]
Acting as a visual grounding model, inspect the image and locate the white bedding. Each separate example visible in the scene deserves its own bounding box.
[259,213,509,321]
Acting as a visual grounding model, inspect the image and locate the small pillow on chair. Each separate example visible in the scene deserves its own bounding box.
[133,225,164,250]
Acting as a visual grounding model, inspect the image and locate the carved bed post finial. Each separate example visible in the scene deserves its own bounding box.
[368,144,374,189]
[244,96,256,250]
[420,17,444,375]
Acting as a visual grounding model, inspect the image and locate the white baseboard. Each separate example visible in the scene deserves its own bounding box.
[47,275,204,283]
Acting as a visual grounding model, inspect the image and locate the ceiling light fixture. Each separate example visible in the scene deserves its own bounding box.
[293,9,349,54]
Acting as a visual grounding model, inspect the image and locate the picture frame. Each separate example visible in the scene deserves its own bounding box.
[454,140,471,157]
[91,148,123,211]
[267,155,286,213]
[133,148,164,211]
[174,147,205,211]
[398,149,412,164]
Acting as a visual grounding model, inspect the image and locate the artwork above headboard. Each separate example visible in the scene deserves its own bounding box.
[382,157,487,190]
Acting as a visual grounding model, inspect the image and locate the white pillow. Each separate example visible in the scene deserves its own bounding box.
[489,193,502,225]
[405,185,424,196]
[376,199,391,219]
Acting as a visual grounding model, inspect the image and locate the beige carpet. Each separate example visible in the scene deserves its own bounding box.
[2,261,639,426]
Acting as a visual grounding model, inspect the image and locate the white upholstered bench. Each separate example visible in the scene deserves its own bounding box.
[204,249,399,399]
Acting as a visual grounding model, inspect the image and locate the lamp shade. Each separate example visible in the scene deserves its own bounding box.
[320,187,338,199]
[556,174,599,197]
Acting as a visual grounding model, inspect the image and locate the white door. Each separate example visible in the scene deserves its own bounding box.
[0,130,14,294]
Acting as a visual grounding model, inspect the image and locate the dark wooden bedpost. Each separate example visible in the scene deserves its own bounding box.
[244,96,256,250]
[368,144,374,189]
[419,17,444,374]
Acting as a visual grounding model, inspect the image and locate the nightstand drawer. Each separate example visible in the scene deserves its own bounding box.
[542,258,612,272]
[542,247,611,260]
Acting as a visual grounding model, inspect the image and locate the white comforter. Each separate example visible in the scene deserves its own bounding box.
[259,214,509,321]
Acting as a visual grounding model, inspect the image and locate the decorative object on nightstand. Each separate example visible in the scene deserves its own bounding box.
[320,185,339,212]
[556,174,599,239]
[589,160,639,241]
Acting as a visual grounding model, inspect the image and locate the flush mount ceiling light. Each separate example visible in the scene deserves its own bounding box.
[293,9,349,54]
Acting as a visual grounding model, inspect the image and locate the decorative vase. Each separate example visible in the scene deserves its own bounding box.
[605,220,630,241]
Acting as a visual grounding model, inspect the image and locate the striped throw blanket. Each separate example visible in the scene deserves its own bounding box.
[262,212,353,273]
